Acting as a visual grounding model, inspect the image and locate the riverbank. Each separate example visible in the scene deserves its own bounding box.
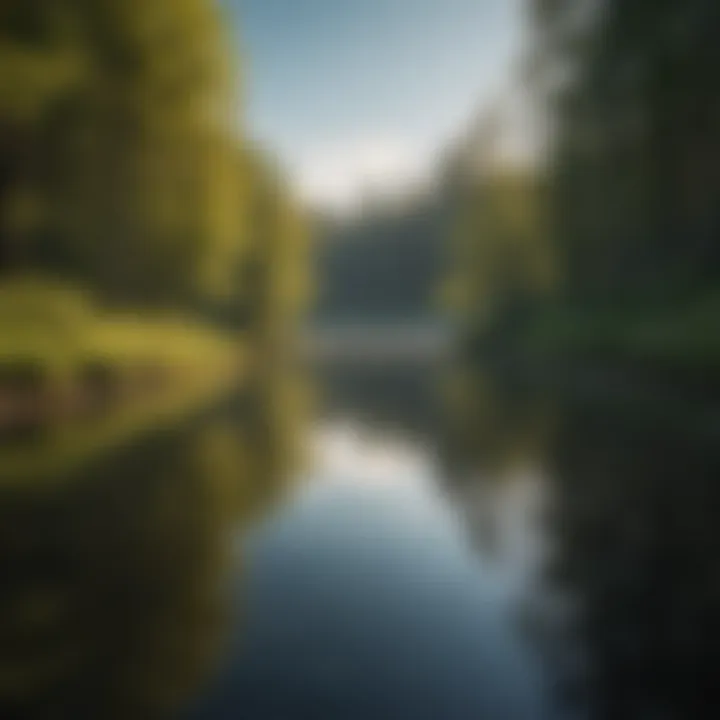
[466,291,720,382]
[0,278,245,486]
[521,292,719,370]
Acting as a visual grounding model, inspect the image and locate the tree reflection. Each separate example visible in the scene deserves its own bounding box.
[0,373,302,719]
[548,391,720,719]
[445,361,720,719]
[442,361,553,485]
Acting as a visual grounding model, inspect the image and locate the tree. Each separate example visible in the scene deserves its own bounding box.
[0,0,250,307]
[237,151,311,350]
[530,0,720,303]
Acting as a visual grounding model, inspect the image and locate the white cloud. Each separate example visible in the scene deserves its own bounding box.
[289,135,436,214]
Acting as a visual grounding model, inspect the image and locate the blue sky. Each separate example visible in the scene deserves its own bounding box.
[222,0,522,210]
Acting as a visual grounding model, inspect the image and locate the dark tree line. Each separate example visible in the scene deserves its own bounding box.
[316,196,449,324]
[443,4,720,715]
[0,0,309,324]
[449,0,720,351]
[532,0,720,304]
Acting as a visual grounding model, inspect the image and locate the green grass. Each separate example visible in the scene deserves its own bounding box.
[519,291,720,368]
[0,277,240,376]
[0,276,245,487]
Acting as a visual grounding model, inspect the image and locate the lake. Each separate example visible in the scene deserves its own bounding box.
[1,345,718,720]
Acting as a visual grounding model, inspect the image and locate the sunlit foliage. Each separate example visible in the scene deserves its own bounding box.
[0,0,252,306]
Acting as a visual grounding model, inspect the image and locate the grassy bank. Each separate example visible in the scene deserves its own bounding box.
[0,278,240,376]
[0,278,245,486]
[506,291,720,372]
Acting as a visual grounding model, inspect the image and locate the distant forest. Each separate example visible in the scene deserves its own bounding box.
[313,195,451,324]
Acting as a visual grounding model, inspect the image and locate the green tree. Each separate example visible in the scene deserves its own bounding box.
[530,0,720,304]
[1,0,249,306]
[238,151,311,351]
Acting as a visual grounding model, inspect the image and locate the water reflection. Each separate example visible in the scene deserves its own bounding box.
[0,378,297,719]
[189,419,547,720]
[446,360,720,720]
[314,358,441,441]
[547,382,720,719]
[2,351,718,720]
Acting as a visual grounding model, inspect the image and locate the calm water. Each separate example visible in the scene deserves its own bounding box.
[1,355,718,719]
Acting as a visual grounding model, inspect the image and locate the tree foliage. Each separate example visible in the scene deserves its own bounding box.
[0,0,262,308]
[451,0,720,349]
[532,0,720,304]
